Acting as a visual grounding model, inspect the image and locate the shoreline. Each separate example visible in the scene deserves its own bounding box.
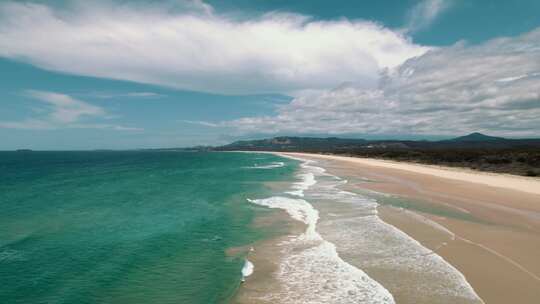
[235,152,489,303]
[278,152,540,304]
[280,153,540,195]
[233,154,399,303]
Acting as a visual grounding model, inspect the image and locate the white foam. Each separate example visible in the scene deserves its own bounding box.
[270,154,483,303]
[247,194,395,303]
[245,161,285,169]
[241,259,254,281]
[248,195,395,303]
[285,159,323,197]
[276,240,394,304]
[249,182,394,304]
[249,197,320,240]
[247,156,396,303]
[285,173,316,197]
[307,173,483,302]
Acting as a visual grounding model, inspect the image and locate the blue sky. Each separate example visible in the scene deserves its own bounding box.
[0,0,539,150]
[206,0,540,45]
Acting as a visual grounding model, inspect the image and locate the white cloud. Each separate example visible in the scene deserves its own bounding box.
[0,1,428,94]
[89,92,164,99]
[226,28,540,137]
[0,119,56,130]
[69,123,143,131]
[124,92,163,98]
[496,72,540,83]
[26,90,105,123]
[404,0,452,33]
[180,120,219,127]
[0,90,141,131]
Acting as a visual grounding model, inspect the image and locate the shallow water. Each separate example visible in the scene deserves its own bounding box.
[301,159,484,304]
[0,151,296,304]
[1,151,485,303]
[247,159,395,304]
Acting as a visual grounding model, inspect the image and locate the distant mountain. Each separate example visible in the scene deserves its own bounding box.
[212,133,540,177]
[448,132,506,142]
[214,133,540,152]
[216,136,369,152]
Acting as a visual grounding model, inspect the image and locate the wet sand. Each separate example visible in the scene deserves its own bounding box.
[232,216,305,304]
[231,181,307,304]
[282,153,540,304]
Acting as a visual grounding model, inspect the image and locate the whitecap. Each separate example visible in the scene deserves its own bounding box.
[248,189,395,303]
[264,154,483,303]
[241,259,254,282]
[301,165,483,302]
[245,161,285,169]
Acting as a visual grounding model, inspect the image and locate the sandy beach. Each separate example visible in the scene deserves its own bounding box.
[278,152,540,304]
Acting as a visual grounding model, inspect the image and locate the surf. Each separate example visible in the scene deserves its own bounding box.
[280,154,484,303]
[247,156,395,304]
[245,161,285,169]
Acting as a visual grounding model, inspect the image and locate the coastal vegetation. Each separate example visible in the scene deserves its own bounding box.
[215,133,540,176]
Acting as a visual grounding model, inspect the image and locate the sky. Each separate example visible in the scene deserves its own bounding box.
[0,0,539,150]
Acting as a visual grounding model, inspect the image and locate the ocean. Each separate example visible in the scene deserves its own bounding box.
[0,151,482,304]
[0,151,297,304]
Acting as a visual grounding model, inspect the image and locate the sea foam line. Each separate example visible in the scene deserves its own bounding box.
[284,158,323,197]
[248,155,395,303]
[241,259,254,282]
[282,155,484,303]
[279,153,485,303]
[244,161,285,169]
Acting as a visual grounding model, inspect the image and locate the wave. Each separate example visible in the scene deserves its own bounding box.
[285,159,322,197]
[0,249,25,262]
[247,154,483,303]
[241,259,254,282]
[247,156,395,303]
[245,161,285,169]
[299,165,483,302]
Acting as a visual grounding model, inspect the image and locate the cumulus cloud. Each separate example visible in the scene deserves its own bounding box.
[0,1,428,94]
[404,0,452,33]
[227,28,540,137]
[0,90,141,131]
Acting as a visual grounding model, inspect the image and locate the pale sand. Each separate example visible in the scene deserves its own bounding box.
[288,154,540,195]
[281,152,540,304]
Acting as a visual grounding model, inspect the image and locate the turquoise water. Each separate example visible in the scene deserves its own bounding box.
[0,151,296,304]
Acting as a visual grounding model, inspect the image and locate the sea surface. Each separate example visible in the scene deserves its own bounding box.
[0,151,483,304]
[242,155,482,304]
[0,151,297,304]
